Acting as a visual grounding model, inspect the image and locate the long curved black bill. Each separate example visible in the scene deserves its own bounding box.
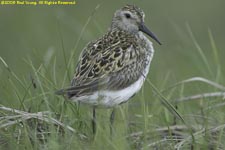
[139,22,162,45]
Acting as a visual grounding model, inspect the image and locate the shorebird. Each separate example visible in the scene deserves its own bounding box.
[56,4,161,134]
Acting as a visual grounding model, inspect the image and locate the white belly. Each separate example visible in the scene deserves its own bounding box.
[71,75,145,108]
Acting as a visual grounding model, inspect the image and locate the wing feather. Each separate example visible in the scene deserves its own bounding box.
[57,30,143,98]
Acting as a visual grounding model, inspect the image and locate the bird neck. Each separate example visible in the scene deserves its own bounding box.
[110,22,139,36]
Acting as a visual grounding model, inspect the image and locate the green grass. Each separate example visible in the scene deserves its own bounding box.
[1,2,225,149]
[1,26,225,150]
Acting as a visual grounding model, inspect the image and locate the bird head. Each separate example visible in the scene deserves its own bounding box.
[111,4,161,45]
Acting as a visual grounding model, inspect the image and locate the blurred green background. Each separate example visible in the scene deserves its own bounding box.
[0,0,225,149]
[0,0,225,80]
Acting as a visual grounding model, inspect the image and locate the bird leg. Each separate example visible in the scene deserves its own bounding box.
[92,107,96,135]
[110,109,115,136]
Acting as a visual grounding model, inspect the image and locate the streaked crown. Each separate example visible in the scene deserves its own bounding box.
[111,5,145,34]
[121,4,145,21]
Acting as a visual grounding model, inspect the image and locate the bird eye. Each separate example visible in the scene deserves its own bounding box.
[125,13,131,19]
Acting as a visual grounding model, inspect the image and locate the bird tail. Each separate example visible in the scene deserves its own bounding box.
[55,88,74,99]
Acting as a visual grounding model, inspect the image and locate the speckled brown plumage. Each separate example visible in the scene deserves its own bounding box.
[65,28,153,98]
[56,4,161,107]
